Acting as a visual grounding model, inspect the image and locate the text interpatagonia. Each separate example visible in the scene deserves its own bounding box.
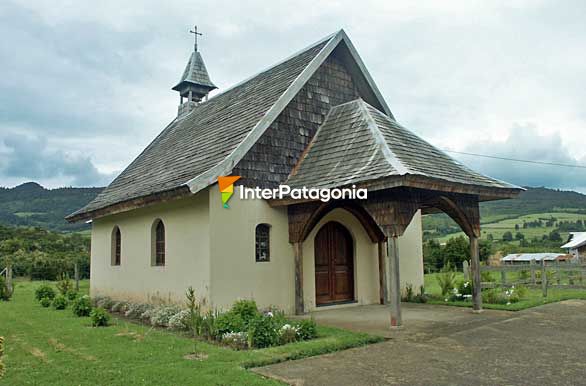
[240,184,367,202]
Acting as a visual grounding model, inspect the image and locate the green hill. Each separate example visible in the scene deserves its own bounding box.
[0,182,103,232]
[423,187,586,240]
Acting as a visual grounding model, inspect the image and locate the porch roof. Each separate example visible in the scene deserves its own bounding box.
[286,99,522,201]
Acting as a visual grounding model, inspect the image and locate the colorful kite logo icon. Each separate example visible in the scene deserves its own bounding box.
[218,176,241,208]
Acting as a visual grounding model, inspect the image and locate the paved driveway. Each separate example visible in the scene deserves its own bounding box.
[254,301,586,385]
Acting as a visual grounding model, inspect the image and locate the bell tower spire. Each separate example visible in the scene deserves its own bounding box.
[173,25,217,117]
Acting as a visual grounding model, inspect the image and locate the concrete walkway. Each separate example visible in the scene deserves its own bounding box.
[255,301,586,385]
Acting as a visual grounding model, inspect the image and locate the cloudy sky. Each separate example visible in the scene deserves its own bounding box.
[1,0,585,191]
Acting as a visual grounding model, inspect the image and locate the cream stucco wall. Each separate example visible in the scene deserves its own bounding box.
[208,186,296,313]
[89,185,424,314]
[90,192,210,304]
[396,210,424,295]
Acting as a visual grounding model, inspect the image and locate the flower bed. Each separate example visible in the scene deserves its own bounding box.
[91,289,318,350]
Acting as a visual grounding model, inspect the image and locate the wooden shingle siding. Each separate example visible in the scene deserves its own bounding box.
[233,50,361,188]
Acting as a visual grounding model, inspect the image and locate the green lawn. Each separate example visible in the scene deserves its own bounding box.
[424,272,586,311]
[435,212,586,243]
[0,280,382,385]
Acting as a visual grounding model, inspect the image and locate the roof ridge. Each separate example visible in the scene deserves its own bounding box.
[185,30,347,193]
[358,99,409,175]
[185,30,397,194]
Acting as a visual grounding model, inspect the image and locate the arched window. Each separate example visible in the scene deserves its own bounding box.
[111,226,121,266]
[151,219,165,266]
[255,224,270,262]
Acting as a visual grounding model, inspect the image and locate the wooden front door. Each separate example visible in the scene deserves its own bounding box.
[315,221,354,305]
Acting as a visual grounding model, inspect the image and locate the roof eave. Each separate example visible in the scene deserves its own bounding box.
[65,186,192,223]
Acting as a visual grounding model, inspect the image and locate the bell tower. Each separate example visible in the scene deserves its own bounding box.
[172,25,217,116]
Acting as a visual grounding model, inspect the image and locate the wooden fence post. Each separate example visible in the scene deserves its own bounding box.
[463,260,469,281]
[530,259,536,285]
[501,269,506,286]
[556,263,562,285]
[6,264,13,297]
[74,262,80,292]
[541,260,547,297]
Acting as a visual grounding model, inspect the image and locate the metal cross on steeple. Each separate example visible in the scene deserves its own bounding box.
[189,25,202,52]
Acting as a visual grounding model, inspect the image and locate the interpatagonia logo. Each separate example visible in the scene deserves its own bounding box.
[218,176,241,208]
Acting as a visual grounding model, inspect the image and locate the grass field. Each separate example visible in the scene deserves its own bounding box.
[424,272,586,311]
[0,280,383,385]
[435,212,586,244]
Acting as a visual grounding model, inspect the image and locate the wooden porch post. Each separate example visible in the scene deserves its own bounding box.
[386,232,402,327]
[470,235,482,312]
[378,241,388,304]
[293,241,304,315]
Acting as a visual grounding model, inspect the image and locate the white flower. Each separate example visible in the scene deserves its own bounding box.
[444,298,448,302]
[267,311,274,317]
[464,282,469,288]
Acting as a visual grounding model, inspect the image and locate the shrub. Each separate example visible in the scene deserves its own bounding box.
[437,265,457,296]
[481,271,496,283]
[35,284,56,301]
[90,307,111,327]
[201,309,220,340]
[247,314,279,348]
[262,306,287,325]
[216,312,245,337]
[296,319,318,340]
[125,303,152,319]
[515,285,528,299]
[231,299,260,325]
[482,287,521,305]
[221,332,248,350]
[111,301,129,313]
[56,273,74,296]
[140,307,157,322]
[66,291,79,301]
[40,297,52,307]
[72,295,92,317]
[150,306,181,327]
[414,285,428,303]
[279,324,299,344]
[53,295,68,310]
[457,280,473,296]
[168,309,191,330]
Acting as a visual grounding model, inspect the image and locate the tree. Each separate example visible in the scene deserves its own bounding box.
[515,224,520,231]
[502,231,514,242]
[549,229,562,242]
[515,232,525,240]
[443,236,470,268]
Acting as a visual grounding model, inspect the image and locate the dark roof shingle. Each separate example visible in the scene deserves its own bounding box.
[70,36,332,218]
[287,99,520,191]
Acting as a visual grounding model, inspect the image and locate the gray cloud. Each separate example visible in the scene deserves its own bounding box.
[0,134,114,187]
[1,0,585,189]
[451,124,586,192]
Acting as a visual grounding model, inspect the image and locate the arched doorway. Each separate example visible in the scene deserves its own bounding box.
[314,221,355,305]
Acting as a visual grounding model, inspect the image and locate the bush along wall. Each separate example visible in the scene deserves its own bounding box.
[92,287,318,349]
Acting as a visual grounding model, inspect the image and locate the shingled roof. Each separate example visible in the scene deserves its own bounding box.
[287,99,520,194]
[172,51,217,91]
[68,30,391,221]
